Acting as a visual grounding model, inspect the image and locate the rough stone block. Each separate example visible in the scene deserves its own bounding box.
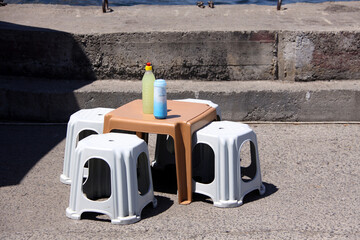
[278,31,360,81]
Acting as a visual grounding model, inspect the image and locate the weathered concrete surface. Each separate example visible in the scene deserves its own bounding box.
[278,31,360,81]
[0,29,277,80]
[1,123,359,239]
[0,2,360,81]
[1,76,360,122]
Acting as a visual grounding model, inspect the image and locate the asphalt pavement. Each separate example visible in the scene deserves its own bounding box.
[0,122,359,239]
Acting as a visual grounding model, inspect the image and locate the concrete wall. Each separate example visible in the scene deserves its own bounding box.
[0,25,359,81]
[278,31,360,81]
[0,27,277,80]
[1,2,360,82]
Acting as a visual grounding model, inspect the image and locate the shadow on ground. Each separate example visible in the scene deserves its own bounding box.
[0,124,66,187]
[151,165,178,194]
[81,196,174,223]
[191,182,278,206]
[0,21,96,185]
[151,164,278,206]
[243,182,278,204]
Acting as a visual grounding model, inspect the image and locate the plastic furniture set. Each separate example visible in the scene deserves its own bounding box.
[61,99,265,224]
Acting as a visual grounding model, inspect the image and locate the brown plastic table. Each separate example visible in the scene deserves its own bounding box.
[103,99,217,205]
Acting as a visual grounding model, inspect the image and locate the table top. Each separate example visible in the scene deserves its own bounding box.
[107,99,213,125]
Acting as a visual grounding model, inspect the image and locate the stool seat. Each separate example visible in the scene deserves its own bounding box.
[175,99,221,120]
[192,121,265,208]
[60,108,114,184]
[66,133,157,224]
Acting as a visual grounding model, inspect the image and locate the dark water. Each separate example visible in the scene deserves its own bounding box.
[5,0,356,7]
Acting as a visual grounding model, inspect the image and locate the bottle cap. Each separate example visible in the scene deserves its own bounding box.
[145,62,152,71]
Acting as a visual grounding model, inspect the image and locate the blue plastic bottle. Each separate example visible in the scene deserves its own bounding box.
[153,79,167,119]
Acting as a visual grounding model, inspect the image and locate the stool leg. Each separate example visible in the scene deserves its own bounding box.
[61,119,77,184]
[249,131,266,195]
[239,132,266,199]
[61,123,99,184]
[66,148,84,220]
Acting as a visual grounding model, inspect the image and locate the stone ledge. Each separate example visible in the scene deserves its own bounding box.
[1,77,359,122]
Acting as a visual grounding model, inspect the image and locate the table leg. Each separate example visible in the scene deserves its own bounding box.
[183,107,217,204]
[136,132,149,144]
[172,128,191,205]
[178,123,193,205]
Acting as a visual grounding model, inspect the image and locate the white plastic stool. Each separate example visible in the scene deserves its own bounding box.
[152,99,221,169]
[175,98,221,120]
[192,121,265,208]
[60,108,114,184]
[66,133,157,225]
